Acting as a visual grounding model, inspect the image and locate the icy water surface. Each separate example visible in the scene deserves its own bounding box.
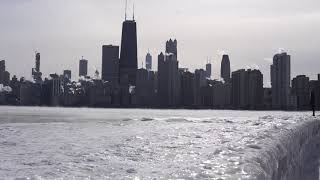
[0,106,319,180]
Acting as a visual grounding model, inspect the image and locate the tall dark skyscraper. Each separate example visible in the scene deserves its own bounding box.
[231,69,247,108]
[231,69,263,109]
[79,58,88,77]
[206,62,212,79]
[157,52,180,107]
[221,55,231,83]
[102,45,119,85]
[145,52,152,71]
[119,13,138,85]
[0,60,10,86]
[166,39,177,56]
[292,75,310,110]
[0,60,5,73]
[271,52,291,109]
[35,52,40,73]
[32,52,42,82]
[0,60,6,84]
[63,70,72,80]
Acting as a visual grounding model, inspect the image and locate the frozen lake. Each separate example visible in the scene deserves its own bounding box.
[0,107,319,180]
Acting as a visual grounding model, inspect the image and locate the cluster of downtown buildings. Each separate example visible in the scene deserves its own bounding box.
[1,15,320,110]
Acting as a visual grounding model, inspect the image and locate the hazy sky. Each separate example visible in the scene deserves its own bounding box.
[1,0,320,85]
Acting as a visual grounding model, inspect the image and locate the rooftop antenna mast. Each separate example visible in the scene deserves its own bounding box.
[125,0,128,20]
[133,2,135,21]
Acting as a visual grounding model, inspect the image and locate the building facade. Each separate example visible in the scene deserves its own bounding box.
[206,63,212,79]
[271,52,291,109]
[79,58,88,77]
[221,55,231,83]
[102,45,120,85]
[63,70,72,80]
[292,75,310,110]
[145,52,152,71]
[157,52,180,107]
[119,20,138,86]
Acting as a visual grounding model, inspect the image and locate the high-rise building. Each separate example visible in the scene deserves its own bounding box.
[231,69,248,109]
[0,60,5,85]
[0,60,10,85]
[3,71,10,86]
[194,69,207,106]
[231,69,263,109]
[35,52,40,73]
[205,62,212,79]
[247,69,264,109]
[145,52,152,71]
[157,51,180,107]
[79,58,88,77]
[63,70,72,80]
[102,45,119,85]
[32,52,42,83]
[271,52,291,109]
[180,71,195,107]
[212,81,231,108]
[119,17,138,85]
[135,68,156,107]
[292,75,310,110]
[166,39,177,56]
[0,60,5,73]
[221,55,231,83]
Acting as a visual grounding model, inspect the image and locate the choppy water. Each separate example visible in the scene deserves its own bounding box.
[0,106,319,180]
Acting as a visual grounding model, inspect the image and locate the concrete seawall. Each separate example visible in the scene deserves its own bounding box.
[249,118,320,180]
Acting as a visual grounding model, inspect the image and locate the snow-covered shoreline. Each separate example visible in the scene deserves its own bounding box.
[0,107,319,179]
[244,118,320,180]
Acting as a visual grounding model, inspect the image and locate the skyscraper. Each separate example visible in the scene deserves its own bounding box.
[63,70,72,80]
[231,69,263,109]
[206,62,212,79]
[194,69,207,106]
[247,69,264,109]
[221,55,231,83]
[145,52,152,71]
[166,39,177,56]
[31,52,42,83]
[79,58,88,77]
[231,69,248,109]
[180,71,195,107]
[271,52,291,109]
[102,45,119,85]
[135,68,156,106]
[158,50,180,107]
[292,75,310,110]
[119,14,137,85]
[0,60,7,85]
[35,52,40,73]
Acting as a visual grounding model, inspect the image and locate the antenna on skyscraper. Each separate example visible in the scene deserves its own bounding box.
[133,2,135,21]
[125,0,128,20]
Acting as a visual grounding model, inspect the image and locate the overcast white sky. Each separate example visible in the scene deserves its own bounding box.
[1,0,320,85]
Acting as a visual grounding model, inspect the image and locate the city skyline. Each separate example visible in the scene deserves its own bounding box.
[1,0,320,85]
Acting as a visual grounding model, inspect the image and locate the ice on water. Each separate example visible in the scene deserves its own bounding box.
[0,107,319,180]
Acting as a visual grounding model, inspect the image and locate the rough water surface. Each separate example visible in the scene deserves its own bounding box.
[0,106,319,180]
